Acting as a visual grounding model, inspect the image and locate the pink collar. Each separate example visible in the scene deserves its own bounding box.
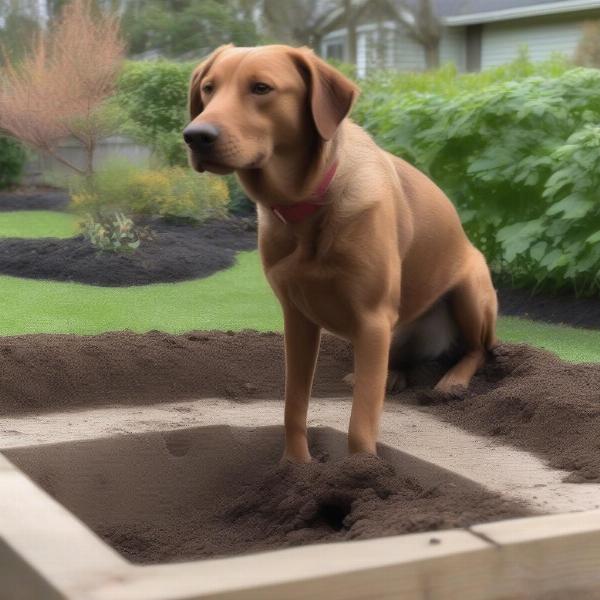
[271,160,338,225]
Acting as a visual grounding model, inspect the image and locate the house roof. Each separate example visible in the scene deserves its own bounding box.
[429,0,600,25]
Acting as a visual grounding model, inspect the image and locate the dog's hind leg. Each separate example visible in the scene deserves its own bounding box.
[434,249,497,393]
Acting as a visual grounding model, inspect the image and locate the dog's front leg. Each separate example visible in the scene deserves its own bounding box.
[348,317,392,455]
[282,304,321,463]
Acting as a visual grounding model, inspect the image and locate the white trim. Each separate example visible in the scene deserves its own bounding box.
[443,0,600,26]
[322,21,398,42]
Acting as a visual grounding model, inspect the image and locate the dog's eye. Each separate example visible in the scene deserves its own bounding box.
[251,82,272,95]
[201,82,214,94]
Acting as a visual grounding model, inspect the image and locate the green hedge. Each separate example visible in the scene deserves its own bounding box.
[116,60,194,167]
[355,61,600,296]
[0,136,27,189]
[115,55,600,294]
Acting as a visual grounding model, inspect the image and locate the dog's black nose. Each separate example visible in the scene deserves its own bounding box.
[183,123,220,149]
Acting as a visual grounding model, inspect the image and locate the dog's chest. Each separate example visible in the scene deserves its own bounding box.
[267,252,360,336]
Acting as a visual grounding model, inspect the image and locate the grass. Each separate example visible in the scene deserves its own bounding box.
[0,246,598,363]
[0,211,77,238]
[0,251,282,336]
[497,317,600,364]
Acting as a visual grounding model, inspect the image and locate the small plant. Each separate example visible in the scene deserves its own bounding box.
[80,211,151,252]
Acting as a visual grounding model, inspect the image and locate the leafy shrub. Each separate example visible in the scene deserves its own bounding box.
[81,212,151,253]
[354,59,600,296]
[71,162,229,224]
[116,61,194,166]
[0,136,27,189]
[225,175,254,215]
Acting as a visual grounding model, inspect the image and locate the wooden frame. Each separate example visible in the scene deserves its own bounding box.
[2,451,600,599]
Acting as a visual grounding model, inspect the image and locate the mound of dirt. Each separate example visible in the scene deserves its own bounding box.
[102,453,528,563]
[0,188,70,212]
[8,426,529,564]
[0,218,256,286]
[411,343,600,484]
[0,330,598,483]
[0,330,351,415]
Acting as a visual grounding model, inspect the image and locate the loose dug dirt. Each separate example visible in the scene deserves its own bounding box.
[6,425,530,564]
[0,331,599,484]
[0,330,350,415]
[0,218,256,286]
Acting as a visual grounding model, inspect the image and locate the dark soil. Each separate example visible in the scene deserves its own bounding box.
[497,285,600,330]
[411,343,600,484]
[0,187,70,211]
[0,218,257,286]
[0,330,350,416]
[0,331,599,484]
[7,425,530,564]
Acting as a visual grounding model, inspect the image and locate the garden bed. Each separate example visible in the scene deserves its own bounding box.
[0,187,69,212]
[6,425,529,564]
[0,217,256,285]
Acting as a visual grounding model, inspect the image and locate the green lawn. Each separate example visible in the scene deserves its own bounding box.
[0,211,77,238]
[0,245,598,363]
[0,251,282,336]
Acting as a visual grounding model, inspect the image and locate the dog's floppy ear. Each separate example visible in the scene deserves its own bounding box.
[292,48,360,141]
[189,44,233,120]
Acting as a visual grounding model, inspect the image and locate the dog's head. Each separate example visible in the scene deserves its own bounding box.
[183,45,359,174]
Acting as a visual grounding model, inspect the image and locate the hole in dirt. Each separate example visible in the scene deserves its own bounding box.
[313,500,352,531]
[4,425,530,565]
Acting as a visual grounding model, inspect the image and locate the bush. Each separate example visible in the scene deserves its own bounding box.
[0,136,27,189]
[71,162,229,224]
[116,61,194,166]
[353,59,600,296]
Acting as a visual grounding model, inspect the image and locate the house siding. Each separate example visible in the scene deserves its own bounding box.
[440,25,466,70]
[480,14,598,68]
[394,28,427,71]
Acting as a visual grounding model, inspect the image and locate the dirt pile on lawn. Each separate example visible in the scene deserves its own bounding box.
[0,330,599,482]
[0,330,351,415]
[413,343,600,483]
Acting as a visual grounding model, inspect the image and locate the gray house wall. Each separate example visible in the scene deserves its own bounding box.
[479,12,600,68]
[321,5,600,75]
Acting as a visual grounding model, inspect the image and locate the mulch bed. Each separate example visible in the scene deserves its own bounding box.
[497,285,600,330]
[0,330,599,484]
[0,188,70,212]
[0,218,257,286]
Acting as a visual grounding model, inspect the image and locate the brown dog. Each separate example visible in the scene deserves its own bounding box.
[184,44,497,463]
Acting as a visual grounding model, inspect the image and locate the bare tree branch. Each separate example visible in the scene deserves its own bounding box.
[0,0,124,176]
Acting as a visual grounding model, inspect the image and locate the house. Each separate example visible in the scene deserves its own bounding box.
[320,0,600,75]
